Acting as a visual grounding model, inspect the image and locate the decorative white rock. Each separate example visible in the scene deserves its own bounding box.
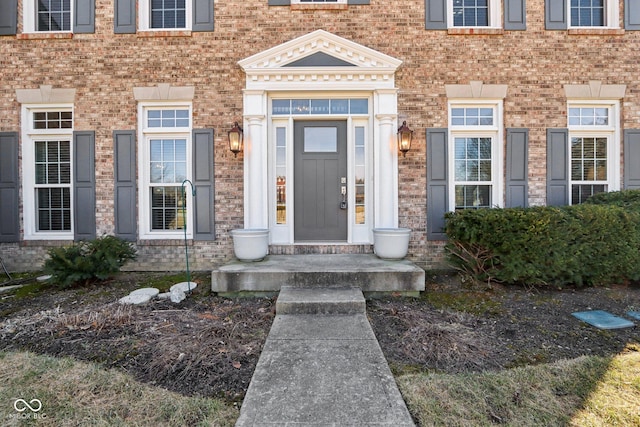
[170,288,186,303]
[37,275,52,282]
[170,282,198,293]
[130,287,160,298]
[119,293,154,305]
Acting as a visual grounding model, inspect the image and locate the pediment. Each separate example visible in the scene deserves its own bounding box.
[238,30,402,89]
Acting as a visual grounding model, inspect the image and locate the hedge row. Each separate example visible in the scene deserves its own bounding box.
[444,190,640,288]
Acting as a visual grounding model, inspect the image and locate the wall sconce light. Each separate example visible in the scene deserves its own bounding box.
[228,121,243,158]
[397,121,413,157]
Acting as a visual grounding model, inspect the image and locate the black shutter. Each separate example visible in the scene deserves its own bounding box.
[504,0,526,30]
[73,131,96,241]
[193,0,214,32]
[506,128,529,207]
[0,132,19,242]
[347,0,370,4]
[545,0,567,30]
[0,0,17,36]
[427,128,449,240]
[425,0,448,30]
[73,0,95,33]
[114,131,137,241]
[625,0,640,30]
[268,0,290,5]
[114,0,136,34]
[624,130,640,189]
[546,128,569,206]
[192,129,215,241]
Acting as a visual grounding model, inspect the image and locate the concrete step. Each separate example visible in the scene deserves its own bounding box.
[276,286,366,315]
[211,254,425,296]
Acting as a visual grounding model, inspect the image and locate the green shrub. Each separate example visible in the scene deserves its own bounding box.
[43,235,137,288]
[584,189,640,209]
[445,200,640,288]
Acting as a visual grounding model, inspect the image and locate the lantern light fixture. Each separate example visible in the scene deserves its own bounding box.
[397,121,413,157]
[228,121,244,158]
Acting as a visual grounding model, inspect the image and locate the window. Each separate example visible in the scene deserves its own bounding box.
[449,0,501,28]
[449,103,503,210]
[569,0,618,28]
[140,0,192,30]
[23,0,73,32]
[22,107,74,239]
[139,104,192,238]
[567,103,620,204]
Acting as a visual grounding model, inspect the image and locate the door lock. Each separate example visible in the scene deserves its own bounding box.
[340,185,347,209]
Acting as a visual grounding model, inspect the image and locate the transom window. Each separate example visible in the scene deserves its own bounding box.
[567,103,619,204]
[37,0,71,31]
[449,102,503,210]
[272,99,368,115]
[139,104,192,238]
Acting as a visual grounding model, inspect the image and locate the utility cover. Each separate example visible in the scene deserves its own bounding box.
[572,310,635,330]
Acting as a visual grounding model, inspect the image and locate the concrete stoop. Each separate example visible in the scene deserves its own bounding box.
[235,287,416,427]
[212,254,425,296]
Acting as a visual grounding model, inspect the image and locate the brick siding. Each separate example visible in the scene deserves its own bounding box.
[1,1,638,271]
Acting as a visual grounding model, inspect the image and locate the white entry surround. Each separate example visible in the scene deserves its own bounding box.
[238,30,403,244]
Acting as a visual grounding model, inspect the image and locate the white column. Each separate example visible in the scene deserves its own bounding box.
[243,90,268,229]
[374,89,399,229]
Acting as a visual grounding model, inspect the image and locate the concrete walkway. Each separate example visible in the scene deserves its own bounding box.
[236,287,415,426]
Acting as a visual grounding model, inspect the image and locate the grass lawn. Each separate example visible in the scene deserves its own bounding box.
[0,351,237,426]
[397,345,640,427]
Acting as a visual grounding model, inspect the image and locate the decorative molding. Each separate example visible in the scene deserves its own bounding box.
[239,30,401,90]
[133,84,195,101]
[16,85,76,104]
[445,81,508,99]
[564,81,627,99]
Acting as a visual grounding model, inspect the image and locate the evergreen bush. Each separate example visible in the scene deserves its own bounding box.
[43,235,137,288]
[445,191,640,287]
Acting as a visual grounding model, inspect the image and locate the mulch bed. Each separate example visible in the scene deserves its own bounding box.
[1,271,639,401]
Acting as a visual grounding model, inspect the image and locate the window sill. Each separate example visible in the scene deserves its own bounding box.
[137,239,193,246]
[137,30,192,38]
[447,28,504,35]
[17,33,73,40]
[568,28,625,36]
[291,4,348,10]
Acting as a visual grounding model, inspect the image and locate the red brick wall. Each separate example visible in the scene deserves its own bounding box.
[1,1,639,270]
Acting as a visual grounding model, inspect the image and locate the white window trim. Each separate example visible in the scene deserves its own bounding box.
[447,0,502,29]
[21,104,75,240]
[292,0,347,3]
[568,0,619,29]
[137,102,193,239]
[23,0,74,33]
[447,100,504,211]
[139,0,193,31]
[567,100,621,204]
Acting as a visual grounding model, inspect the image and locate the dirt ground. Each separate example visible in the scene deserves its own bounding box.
[1,271,639,402]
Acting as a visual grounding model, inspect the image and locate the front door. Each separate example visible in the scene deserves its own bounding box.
[294,120,348,241]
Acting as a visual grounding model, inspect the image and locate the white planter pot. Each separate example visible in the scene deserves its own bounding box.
[230,229,270,262]
[372,228,411,260]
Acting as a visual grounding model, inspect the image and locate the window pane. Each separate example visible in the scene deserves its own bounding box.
[304,127,338,152]
[349,99,368,114]
[273,100,291,115]
[455,185,491,209]
[330,99,348,114]
[151,186,185,230]
[310,99,330,114]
